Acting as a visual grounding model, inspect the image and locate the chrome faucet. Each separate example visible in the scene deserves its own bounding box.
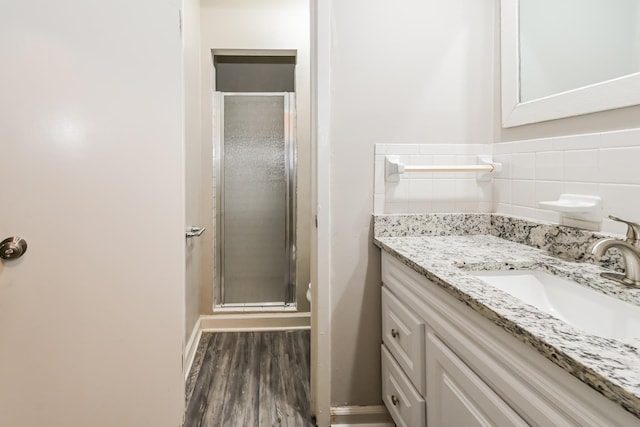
[589,215,640,288]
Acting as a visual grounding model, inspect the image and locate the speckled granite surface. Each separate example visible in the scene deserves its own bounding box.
[373,213,623,271]
[491,214,623,271]
[373,214,640,419]
[372,213,492,237]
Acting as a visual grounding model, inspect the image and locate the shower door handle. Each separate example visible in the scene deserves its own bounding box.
[185,226,206,238]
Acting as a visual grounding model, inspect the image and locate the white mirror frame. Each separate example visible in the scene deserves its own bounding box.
[501,0,640,128]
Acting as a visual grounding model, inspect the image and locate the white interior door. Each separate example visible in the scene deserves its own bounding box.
[0,1,185,426]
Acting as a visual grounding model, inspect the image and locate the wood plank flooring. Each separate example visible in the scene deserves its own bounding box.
[184,330,314,427]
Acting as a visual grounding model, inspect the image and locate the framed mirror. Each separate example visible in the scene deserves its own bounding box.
[501,0,640,127]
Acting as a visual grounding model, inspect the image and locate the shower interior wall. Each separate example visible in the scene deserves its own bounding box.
[199,0,311,313]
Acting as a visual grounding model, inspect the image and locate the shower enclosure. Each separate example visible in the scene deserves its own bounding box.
[214,92,296,308]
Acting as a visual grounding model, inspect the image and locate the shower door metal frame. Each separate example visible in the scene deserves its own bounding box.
[214,92,297,309]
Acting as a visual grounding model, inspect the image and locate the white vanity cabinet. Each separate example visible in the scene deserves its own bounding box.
[380,251,640,427]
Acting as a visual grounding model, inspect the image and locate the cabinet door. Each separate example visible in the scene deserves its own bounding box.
[426,333,528,427]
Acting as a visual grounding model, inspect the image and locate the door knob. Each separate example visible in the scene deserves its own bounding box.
[0,236,27,260]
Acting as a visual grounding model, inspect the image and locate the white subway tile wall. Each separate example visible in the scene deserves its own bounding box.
[374,144,493,214]
[494,127,640,235]
[374,128,640,236]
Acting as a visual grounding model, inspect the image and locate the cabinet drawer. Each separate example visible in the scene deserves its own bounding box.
[382,286,425,394]
[382,345,426,427]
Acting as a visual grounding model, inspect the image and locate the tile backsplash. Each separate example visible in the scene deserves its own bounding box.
[494,127,640,235]
[374,127,640,236]
[374,144,493,214]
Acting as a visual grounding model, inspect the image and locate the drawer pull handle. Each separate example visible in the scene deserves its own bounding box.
[391,395,400,406]
[391,329,400,338]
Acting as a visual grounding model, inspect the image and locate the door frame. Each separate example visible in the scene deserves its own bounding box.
[310,0,332,425]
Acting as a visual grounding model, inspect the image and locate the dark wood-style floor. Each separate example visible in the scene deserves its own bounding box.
[184,330,314,427]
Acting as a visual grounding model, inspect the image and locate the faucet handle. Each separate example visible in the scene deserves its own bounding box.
[609,215,640,244]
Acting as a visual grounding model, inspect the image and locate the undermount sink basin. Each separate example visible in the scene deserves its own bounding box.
[470,270,640,340]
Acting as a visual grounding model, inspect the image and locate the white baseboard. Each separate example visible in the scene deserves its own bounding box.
[199,312,310,332]
[183,317,202,381]
[330,405,392,426]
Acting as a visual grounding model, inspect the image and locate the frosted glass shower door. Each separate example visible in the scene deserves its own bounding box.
[218,93,295,305]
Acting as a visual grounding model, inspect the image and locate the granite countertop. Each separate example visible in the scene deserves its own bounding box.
[374,232,640,419]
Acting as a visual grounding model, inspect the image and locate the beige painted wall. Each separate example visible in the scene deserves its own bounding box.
[328,0,495,405]
[199,0,311,312]
[492,2,640,241]
[184,0,203,338]
[322,0,640,411]
[494,3,640,142]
